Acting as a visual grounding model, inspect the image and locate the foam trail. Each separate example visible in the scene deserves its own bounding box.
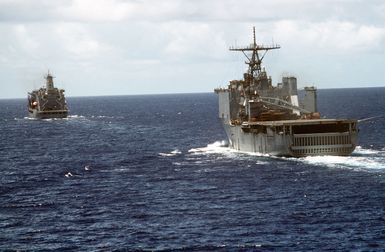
[188,141,385,172]
[188,140,229,154]
[68,115,85,119]
[21,117,37,120]
[90,115,118,119]
[159,149,182,157]
[354,146,383,155]
[189,142,385,171]
[188,140,270,159]
[301,146,385,171]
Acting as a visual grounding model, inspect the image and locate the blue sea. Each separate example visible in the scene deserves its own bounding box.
[1,88,385,251]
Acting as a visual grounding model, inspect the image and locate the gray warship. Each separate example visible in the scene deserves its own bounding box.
[215,28,357,157]
[28,72,69,119]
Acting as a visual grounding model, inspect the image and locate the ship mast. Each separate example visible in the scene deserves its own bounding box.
[229,27,280,79]
[45,71,55,90]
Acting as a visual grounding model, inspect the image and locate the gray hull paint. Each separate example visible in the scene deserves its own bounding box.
[217,90,357,157]
[223,122,357,157]
[28,109,68,119]
[223,123,290,155]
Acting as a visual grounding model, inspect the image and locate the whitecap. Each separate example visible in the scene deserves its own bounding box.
[22,117,37,120]
[188,140,229,154]
[255,160,269,165]
[301,154,385,171]
[354,146,382,155]
[65,172,73,177]
[188,140,272,160]
[158,149,182,157]
[67,115,85,119]
[171,149,182,154]
[91,115,116,119]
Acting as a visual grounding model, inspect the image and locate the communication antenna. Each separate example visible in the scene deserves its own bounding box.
[229,27,280,78]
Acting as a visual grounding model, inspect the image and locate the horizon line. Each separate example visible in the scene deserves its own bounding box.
[1,86,385,100]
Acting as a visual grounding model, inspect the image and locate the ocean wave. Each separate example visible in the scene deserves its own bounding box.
[15,115,85,121]
[187,141,271,169]
[189,142,385,172]
[158,149,182,157]
[21,116,36,120]
[188,140,272,160]
[152,243,266,251]
[188,140,229,154]
[90,115,122,119]
[299,146,385,171]
[67,115,86,119]
[354,146,385,155]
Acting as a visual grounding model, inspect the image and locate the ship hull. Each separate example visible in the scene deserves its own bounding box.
[216,88,357,157]
[28,73,69,119]
[28,109,68,119]
[222,120,357,157]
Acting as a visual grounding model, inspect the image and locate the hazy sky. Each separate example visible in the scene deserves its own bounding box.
[1,0,385,98]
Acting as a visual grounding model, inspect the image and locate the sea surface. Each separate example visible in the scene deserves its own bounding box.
[1,88,385,251]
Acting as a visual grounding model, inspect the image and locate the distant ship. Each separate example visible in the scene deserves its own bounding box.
[215,28,357,157]
[28,72,69,119]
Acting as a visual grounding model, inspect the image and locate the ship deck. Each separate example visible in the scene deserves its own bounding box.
[242,118,357,127]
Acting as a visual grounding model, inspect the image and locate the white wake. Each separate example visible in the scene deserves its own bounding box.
[159,149,182,157]
[188,142,385,172]
[300,146,385,171]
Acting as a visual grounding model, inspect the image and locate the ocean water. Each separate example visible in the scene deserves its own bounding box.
[1,88,385,251]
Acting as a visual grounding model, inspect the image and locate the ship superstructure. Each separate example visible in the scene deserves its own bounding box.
[215,28,357,157]
[28,72,68,119]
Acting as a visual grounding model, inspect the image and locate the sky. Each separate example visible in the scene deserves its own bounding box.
[0,0,385,98]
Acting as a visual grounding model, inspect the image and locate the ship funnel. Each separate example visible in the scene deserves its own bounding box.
[45,72,54,90]
[303,86,317,112]
[282,76,297,95]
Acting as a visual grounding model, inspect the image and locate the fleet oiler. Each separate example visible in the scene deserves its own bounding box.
[215,28,357,157]
[28,72,69,119]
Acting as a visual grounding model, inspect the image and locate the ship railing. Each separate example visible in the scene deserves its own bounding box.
[290,132,354,156]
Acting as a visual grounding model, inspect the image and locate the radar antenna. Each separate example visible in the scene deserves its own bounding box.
[229,27,280,78]
[45,70,55,90]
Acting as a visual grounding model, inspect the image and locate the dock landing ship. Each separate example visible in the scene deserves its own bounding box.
[215,28,357,157]
[28,72,68,119]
